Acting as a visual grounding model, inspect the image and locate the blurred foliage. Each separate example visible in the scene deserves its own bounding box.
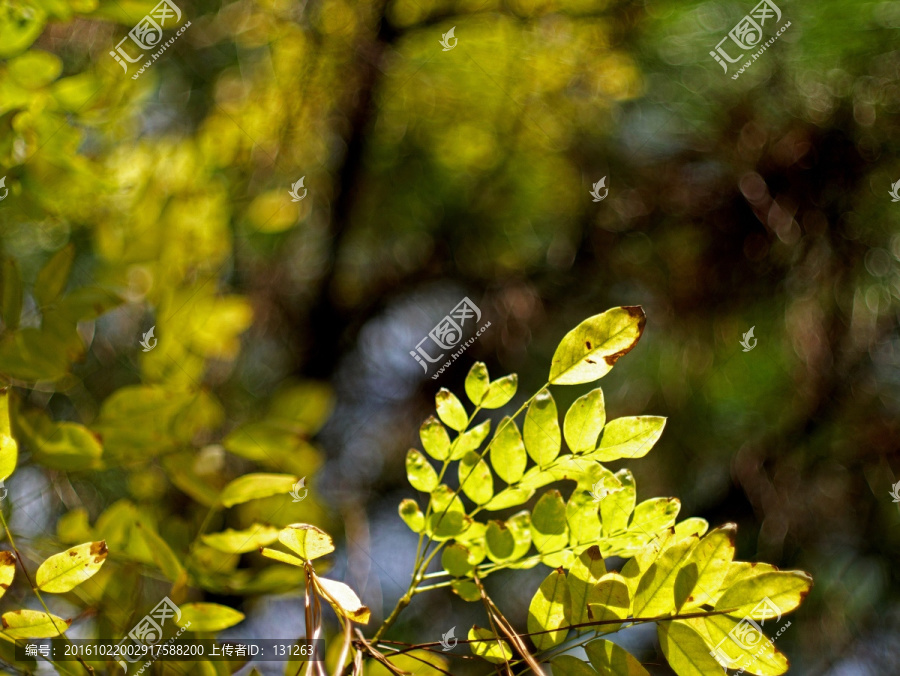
[0,0,899,672]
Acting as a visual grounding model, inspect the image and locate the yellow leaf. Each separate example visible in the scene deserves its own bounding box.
[176,603,245,632]
[315,577,370,624]
[0,389,18,482]
[1,610,70,638]
[278,524,335,561]
[35,541,108,593]
[0,552,15,600]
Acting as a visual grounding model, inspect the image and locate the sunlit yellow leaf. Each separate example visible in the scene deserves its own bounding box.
[35,541,108,593]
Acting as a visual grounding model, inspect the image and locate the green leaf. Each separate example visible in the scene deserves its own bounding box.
[600,470,634,535]
[441,543,475,577]
[590,416,666,462]
[1,610,70,638]
[633,537,695,617]
[427,486,470,539]
[34,244,74,307]
[219,473,300,507]
[316,577,371,623]
[419,416,451,460]
[8,50,61,88]
[14,409,102,472]
[455,522,487,565]
[35,541,108,593]
[481,374,518,409]
[268,381,334,434]
[202,525,280,553]
[458,451,494,505]
[549,306,646,385]
[406,449,439,492]
[566,490,602,546]
[484,486,534,511]
[523,388,561,466]
[586,573,630,633]
[0,552,15,600]
[629,497,680,536]
[531,489,568,555]
[0,389,18,482]
[703,613,788,675]
[452,579,481,602]
[527,569,571,650]
[398,499,425,533]
[1,259,22,331]
[490,417,527,484]
[567,546,607,625]
[465,362,490,405]
[585,639,650,676]
[485,520,516,562]
[674,518,709,541]
[658,620,723,676]
[135,523,184,583]
[0,329,70,382]
[675,525,736,610]
[564,388,606,453]
[551,655,598,676]
[710,562,780,605]
[176,603,245,632]
[715,570,813,619]
[468,626,512,663]
[436,389,468,431]
[451,419,491,460]
[278,524,335,561]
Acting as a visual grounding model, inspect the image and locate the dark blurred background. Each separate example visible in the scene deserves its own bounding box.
[3,0,900,673]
